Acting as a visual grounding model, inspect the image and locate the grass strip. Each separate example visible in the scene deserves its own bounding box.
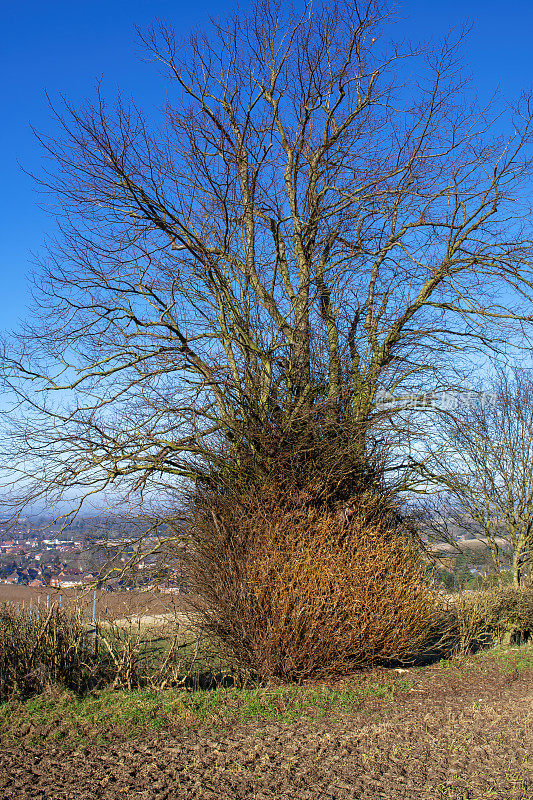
[0,675,407,744]
[2,644,531,746]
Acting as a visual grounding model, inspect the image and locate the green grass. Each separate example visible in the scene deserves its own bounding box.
[0,675,409,744]
[435,641,533,676]
[2,643,532,746]
[471,641,533,673]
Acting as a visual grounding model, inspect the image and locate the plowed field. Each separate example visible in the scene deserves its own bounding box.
[1,652,531,799]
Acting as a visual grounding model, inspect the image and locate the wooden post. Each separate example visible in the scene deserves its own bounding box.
[92,590,97,655]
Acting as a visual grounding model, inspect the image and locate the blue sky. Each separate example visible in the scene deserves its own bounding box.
[1,0,532,334]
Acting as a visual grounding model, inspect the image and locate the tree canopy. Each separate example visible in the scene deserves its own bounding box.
[2,0,533,518]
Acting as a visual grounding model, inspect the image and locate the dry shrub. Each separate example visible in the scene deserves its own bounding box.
[0,604,204,698]
[184,487,439,681]
[0,604,100,700]
[450,586,533,651]
[97,615,199,692]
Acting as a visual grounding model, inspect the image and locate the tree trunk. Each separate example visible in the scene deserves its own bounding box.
[512,547,524,588]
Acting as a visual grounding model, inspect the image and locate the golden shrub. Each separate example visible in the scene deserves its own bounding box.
[185,487,439,680]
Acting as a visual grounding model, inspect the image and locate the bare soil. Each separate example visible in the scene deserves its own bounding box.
[1,657,531,799]
[0,586,189,620]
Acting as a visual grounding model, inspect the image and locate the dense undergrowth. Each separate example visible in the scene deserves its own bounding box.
[0,604,102,700]
[1,585,532,704]
[0,603,223,701]
[1,643,531,746]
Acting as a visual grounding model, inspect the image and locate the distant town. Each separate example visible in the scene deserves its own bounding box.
[0,514,513,594]
[0,517,186,593]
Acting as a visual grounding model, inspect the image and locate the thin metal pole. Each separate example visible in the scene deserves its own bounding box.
[92,590,97,655]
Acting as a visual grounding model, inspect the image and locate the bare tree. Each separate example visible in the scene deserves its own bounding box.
[2,0,533,519]
[423,367,533,586]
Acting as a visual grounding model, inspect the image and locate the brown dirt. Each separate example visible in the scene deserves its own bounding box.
[0,659,531,799]
[0,586,189,620]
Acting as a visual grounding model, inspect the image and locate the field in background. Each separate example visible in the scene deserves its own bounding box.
[0,585,189,621]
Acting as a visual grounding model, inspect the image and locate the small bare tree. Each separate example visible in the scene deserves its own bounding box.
[2,0,533,520]
[424,367,533,587]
